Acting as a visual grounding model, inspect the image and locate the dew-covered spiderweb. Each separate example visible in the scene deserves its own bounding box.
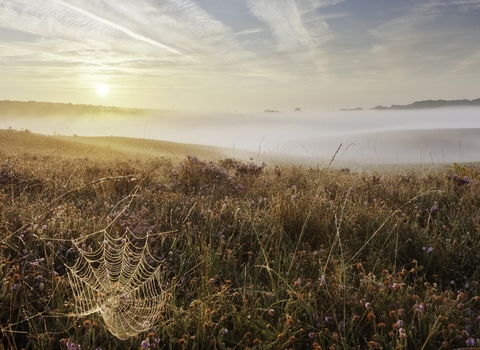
[66,227,169,340]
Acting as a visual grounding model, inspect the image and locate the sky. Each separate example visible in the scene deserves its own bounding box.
[0,0,480,112]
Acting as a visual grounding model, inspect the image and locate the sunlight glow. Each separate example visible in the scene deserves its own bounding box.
[96,84,109,95]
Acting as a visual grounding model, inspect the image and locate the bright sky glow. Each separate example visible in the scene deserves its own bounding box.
[0,0,479,112]
[96,84,109,95]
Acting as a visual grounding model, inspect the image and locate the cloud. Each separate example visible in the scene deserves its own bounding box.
[451,0,480,10]
[246,0,311,51]
[55,0,192,60]
[243,0,344,81]
[452,49,480,73]
[366,1,462,79]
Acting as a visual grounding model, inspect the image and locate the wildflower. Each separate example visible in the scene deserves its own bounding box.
[399,328,407,339]
[268,309,275,316]
[466,337,475,347]
[221,328,228,335]
[65,339,81,350]
[414,303,425,313]
[32,258,44,266]
[319,275,326,286]
[423,246,433,253]
[365,302,372,309]
[141,339,150,349]
[308,332,315,339]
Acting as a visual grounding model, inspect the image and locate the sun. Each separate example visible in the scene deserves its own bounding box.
[96,84,109,95]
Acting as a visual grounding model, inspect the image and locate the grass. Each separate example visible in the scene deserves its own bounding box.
[1,132,480,349]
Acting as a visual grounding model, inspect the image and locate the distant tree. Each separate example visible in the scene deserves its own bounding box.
[295,107,302,112]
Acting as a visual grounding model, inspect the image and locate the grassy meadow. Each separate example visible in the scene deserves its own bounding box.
[1,128,480,350]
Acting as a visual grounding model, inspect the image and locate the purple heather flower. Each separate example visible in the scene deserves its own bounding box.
[308,332,315,339]
[423,245,433,253]
[396,320,404,328]
[319,275,326,286]
[32,258,44,265]
[141,339,150,349]
[66,340,81,350]
[466,337,475,347]
[414,303,425,312]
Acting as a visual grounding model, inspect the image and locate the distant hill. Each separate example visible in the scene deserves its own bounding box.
[373,98,480,110]
[341,98,480,111]
[0,100,153,117]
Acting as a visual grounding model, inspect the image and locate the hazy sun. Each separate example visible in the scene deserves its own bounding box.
[96,84,109,95]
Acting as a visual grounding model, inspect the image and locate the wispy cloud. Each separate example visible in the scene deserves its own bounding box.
[243,0,346,81]
[55,0,191,60]
[451,0,480,10]
[246,0,313,51]
[452,49,480,73]
[245,0,343,51]
[366,1,466,79]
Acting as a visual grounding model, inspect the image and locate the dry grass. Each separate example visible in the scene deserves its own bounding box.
[1,129,480,350]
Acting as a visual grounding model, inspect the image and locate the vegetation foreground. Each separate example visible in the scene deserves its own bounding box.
[1,150,480,350]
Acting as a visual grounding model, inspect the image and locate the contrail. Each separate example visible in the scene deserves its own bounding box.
[55,0,198,62]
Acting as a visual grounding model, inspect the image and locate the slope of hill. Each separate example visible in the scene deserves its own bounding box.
[0,100,150,116]
[0,129,240,161]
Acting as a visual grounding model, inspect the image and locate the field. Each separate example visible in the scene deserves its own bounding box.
[1,128,480,350]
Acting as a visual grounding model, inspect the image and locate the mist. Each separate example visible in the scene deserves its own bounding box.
[1,107,480,165]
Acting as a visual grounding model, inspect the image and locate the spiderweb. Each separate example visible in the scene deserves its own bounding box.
[65,227,169,340]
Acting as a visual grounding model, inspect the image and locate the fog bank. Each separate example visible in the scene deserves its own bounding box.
[1,107,479,164]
